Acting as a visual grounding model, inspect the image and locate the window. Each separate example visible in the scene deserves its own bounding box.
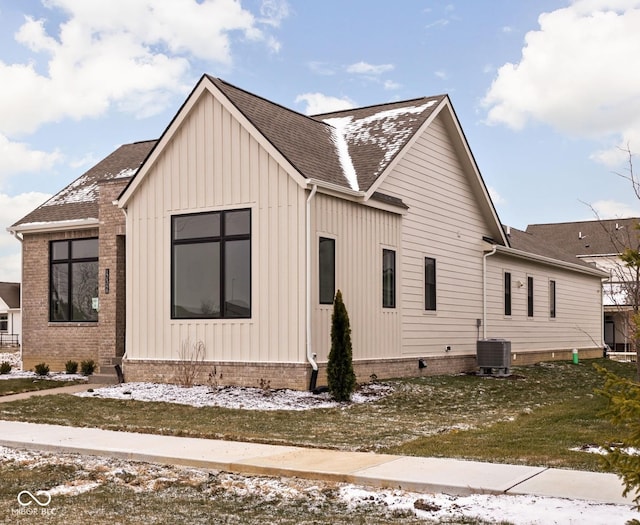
[319,237,336,304]
[549,279,556,318]
[0,314,7,332]
[504,271,512,316]
[425,257,436,311]
[527,276,534,317]
[172,209,251,319]
[50,238,99,322]
[382,249,396,308]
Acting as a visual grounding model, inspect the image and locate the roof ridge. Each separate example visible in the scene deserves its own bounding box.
[311,94,447,119]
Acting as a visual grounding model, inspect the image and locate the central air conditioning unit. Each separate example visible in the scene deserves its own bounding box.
[477,338,511,376]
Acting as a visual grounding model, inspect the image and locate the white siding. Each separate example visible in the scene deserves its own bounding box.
[126,91,307,363]
[311,193,402,362]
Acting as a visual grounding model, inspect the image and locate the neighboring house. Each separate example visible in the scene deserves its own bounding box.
[526,218,640,353]
[9,75,607,388]
[0,282,21,347]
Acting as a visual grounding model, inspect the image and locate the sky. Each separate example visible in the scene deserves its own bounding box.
[1,0,640,282]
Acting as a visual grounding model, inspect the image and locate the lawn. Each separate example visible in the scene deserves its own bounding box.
[0,358,634,472]
[0,378,84,397]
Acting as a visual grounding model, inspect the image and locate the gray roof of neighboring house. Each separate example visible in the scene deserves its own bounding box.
[0,282,20,309]
[526,218,640,257]
[505,226,604,271]
[12,140,156,228]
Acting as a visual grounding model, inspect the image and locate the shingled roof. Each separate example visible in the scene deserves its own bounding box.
[526,218,640,256]
[12,140,156,228]
[0,282,20,309]
[209,76,445,192]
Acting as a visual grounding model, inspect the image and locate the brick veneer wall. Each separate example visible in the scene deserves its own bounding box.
[123,347,603,390]
[21,178,129,373]
[21,228,101,372]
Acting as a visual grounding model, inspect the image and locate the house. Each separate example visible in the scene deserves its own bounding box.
[9,75,607,388]
[526,218,640,355]
[0,282,21,347]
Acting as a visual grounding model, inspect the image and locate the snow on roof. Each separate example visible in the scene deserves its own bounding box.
[42,175,97,207]
[323,101,437,186]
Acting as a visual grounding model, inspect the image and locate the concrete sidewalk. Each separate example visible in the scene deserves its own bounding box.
[0,420,634,506]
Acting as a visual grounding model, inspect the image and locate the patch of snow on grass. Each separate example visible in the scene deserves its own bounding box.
[76,381,393,410]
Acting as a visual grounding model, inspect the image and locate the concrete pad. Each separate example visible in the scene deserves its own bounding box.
[352,456,546,496]
[509,467,635,505]
[234,447,400,482]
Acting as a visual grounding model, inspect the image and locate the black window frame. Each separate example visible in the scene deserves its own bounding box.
[504,271,512,316]
[382,249,396,309]
[171,209,251,320]
[425,257,436,311]
[49,237,99,322]
[549,279,557,318]
[527,276,534,317]
[0,313,7,332]
[318,237,336,305]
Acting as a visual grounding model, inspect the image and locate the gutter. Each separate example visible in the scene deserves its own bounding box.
[8,218,100,235]
[482,244,498,340]
[494,245,608,278]
[306,184,319,390]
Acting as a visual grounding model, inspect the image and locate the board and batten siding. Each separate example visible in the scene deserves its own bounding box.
[125,91,307,363]
[376,113,491,357]
[485,253,603,352]
[311,193,402,362]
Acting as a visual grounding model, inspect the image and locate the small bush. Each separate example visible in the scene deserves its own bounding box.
[80,360,96,376]
[327,290,356,402]
[34,363,50,376]
[65,360,79,374]
[0,361,11,375]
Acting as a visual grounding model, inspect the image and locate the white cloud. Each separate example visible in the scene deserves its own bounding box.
[0,134,62,177]
[0,0,284,136]
[590,199,640,219]
[435,70,448,80]
[295,93,355,116]
[0,191,52,281]
[482,1,640,163]
[346,62,394,76]
[383,80,401,90]
[488,186,505,205]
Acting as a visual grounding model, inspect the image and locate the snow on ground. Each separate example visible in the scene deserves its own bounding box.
[0,351,88,382]
[0,446,636,524]
[76,381,393,410]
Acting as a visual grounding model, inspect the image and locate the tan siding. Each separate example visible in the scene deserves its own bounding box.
[486,253,602,352]
[311,193,402,363]
[378,114,489,357]
[126,91,306,365]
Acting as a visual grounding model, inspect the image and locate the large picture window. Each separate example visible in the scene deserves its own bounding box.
[319,237,335,304]
[50,238,99,322]
[172,209,251,319]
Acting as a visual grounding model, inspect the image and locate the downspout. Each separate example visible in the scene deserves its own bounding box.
[306,184,319,390]
[482,244,497,340]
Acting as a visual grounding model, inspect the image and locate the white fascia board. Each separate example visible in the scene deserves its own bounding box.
[495,245,609,278]
[306,179,407,215]
[7,218,99,234]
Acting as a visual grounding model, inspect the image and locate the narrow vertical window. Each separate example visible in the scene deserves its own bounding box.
[319,237,335,304]
[504,271,512,316]
[527,276,534,317]
[425,257,436,311]
[383,249,396,308]
[549,279,556,318]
